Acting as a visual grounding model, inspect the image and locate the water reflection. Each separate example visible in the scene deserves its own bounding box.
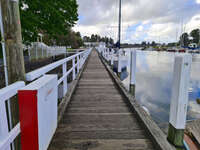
[122,49,200,125]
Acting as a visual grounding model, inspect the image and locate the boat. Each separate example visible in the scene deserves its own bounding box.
[112,0,128,80]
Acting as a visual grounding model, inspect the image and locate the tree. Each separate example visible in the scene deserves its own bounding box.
[141,41,147,47]
[190,29,200,44]
[151,41,156,47]
[180,33,189,47]
[90,34,96,42]
[20,0,78,44]
[83,34,114,46]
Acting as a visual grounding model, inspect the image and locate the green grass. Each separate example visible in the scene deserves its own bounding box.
[67,48,74,52]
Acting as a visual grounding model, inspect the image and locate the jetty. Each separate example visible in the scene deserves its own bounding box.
[2,48,194,150]
[48,50,173,150]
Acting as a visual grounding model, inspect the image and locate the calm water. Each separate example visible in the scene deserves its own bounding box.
[122,49,200,125]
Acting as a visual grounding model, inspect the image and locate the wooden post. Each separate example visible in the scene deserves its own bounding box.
[118,49,122,78]
[167,54,192,148]
[1,0,26,149]
[130,51,136,96]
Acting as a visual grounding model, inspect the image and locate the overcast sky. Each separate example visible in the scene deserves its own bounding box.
[73,0,200,44]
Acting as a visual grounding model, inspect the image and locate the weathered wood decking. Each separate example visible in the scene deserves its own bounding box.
[48,51,157,150]
[187,119,200,145]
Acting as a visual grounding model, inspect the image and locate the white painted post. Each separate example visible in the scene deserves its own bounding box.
[46,46,48,57]
[77,55,80,73]
[62,62,67,97]
[36,44,38,59]
[130,51,136,96]
[111,49,114,68]
[104,48,106,59]
[28,48,30,58]
[72,58,76,80]
[0,99,10,150]
[118,49,122,78]
[42,45,44,58]
[105,48,108,61]
[167,54,192,147]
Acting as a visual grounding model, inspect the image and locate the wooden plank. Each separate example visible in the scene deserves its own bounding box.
[52,130,147,140]
[69,102,126,107]
[48,50,157,150]
[66,106,130,113]
[49,139,154,150]
[71,94,123,100]
[186,119,200,145]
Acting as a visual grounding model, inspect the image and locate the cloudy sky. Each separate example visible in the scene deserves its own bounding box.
[73,0,200,44]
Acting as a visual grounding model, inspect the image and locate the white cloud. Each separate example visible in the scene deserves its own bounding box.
[196,0,200,4]
[74,0,200,43]
[185,14,200,32]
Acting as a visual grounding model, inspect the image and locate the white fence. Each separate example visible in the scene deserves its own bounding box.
[26,48,92,98]
[0,81,25,150]
[98,47,128,73]
[26,42,67,60]
[0,49,92,150]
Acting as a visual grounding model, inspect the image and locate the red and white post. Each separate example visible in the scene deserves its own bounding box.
[18,75,58,150]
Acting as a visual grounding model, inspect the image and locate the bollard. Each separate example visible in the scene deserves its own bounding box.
[167,54,192,148]
[118,49,122,78]
[130,51,136,96]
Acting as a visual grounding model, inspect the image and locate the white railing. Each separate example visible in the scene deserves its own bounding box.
[98,47,128,73]
[0,81,25,150]
[27,42,67,60]
[0,49,92,150]
[26,48,92,97]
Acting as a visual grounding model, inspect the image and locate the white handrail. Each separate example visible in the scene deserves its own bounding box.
[0,49,92,149]
[26,48,92,98]
[0,81,25,150]
[26,49,91,81]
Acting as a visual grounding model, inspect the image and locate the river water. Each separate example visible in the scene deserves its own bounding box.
[122,49,200,125]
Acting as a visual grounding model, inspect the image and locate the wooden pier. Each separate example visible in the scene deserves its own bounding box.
[48,50,174,150]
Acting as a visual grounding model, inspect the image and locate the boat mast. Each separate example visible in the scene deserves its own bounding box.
[118,0,121,49]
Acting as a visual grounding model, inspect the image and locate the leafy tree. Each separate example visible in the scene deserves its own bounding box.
[20,0,78,44]
[141,41,147,47]
[190,29,200,44]
[151,41,156,47]
[82,34,114,46]
[180,33,189,47]
[83,36,90,42]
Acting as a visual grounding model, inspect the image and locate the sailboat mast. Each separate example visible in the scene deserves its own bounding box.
[118,0,121,48]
